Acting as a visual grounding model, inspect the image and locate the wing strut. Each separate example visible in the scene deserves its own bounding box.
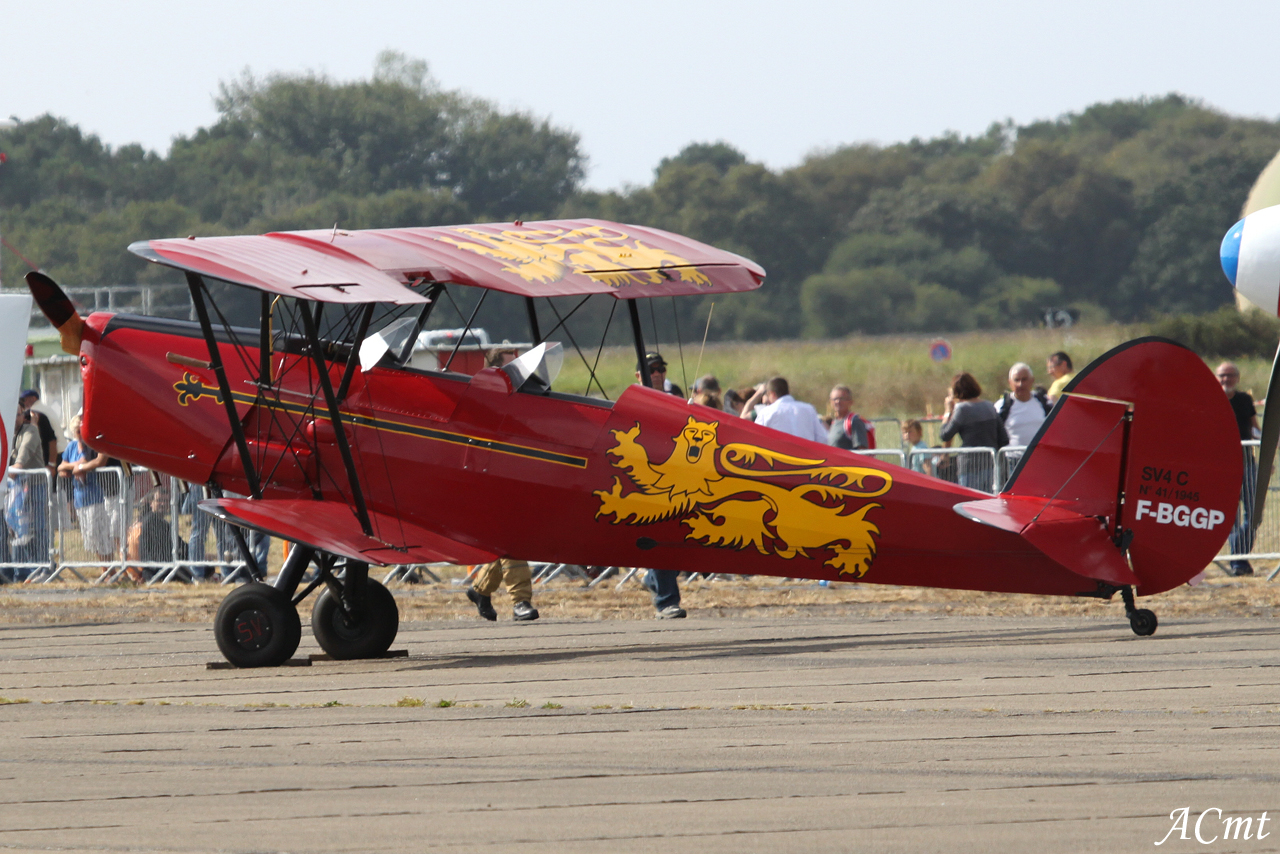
[395,282,444,365]
[628,299,651,389]
[335,303,374,401]
[258,292,272,385]
[299,301,374,537]
[185,272,262,499]
[525,297,543,345]
[443,288,488,371]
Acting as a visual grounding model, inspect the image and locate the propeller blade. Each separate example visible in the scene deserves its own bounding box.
[1253,342,1280,529]
[24,271,84,355]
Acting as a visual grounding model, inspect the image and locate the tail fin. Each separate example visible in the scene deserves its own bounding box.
[1004,338,1241,595]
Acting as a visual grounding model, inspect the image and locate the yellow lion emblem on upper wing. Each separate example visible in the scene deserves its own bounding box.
[438,225,712,289]
[594,416,892,577]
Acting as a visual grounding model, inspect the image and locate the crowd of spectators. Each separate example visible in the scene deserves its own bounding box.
[4,389,265,583]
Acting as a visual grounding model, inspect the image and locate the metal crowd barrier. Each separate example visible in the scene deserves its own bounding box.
[7,440,1275,584]
[854,449,907,467]
[2,466,260,584]
[997,446,1028,492]
[1,468,56,581]
[917,418,946,448]
[867,418,903,451]
[1216,441,1272,573]
[907,447,998,493]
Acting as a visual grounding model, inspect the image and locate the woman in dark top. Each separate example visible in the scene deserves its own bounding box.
[940,372,1008,492]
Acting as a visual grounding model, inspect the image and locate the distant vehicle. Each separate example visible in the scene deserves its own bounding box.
[409,327,530,375]
[416,327,491,350]
[26,218,1241,667]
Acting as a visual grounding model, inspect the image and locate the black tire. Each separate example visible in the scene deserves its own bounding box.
[1129,608,1158,637]
[311,578,399,659]
[214,582,302,667]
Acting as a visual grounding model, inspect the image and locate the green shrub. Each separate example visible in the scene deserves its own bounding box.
[1148,306,1280,358]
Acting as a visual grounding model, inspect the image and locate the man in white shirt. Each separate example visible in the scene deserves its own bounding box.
[741,377,826,443]
[994,362,1051,447]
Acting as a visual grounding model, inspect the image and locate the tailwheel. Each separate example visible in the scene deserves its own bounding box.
[214,582,302,667]
[311,578,399,660]
[1129,608,1158,637]
[1120,586,1158,637]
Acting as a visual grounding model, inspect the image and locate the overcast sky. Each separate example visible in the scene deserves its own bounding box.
[6,0,1280,190]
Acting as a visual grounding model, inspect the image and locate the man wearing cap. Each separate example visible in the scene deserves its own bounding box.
[635,353,684,397]
[19,390,58,475]
[631,353,688,618]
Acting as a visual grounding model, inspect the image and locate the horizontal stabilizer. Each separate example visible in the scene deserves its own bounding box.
[200,498,498,567]
[955,497,1138,587]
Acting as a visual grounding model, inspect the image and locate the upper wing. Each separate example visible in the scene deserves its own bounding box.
[130,219,765,303]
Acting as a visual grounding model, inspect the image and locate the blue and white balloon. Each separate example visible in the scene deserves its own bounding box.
[1221,206,1280,316]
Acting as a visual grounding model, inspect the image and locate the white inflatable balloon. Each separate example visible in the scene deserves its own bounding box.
[1221,205,1280,316]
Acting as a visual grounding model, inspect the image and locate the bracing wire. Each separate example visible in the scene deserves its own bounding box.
[671,296,687,396]
[544,298,600,397]
[691,301,715,389]
[1028,409,1129,526]
[538,294,593,341]
[585,299,619,400]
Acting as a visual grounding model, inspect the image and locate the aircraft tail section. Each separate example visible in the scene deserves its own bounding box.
[1000,338,1242,595]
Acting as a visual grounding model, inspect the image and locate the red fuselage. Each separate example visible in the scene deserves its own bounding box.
[77,312,1136,598]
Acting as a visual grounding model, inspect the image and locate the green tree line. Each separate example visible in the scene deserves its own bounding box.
[3,52,1279,341]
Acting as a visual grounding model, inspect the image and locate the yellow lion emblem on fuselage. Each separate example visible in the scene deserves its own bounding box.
[594,417,892,577]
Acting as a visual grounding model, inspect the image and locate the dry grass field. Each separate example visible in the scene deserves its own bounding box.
[1,564,1276,627]
[556,325,1274,419]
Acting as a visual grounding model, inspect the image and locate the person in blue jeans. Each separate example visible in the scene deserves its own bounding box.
[185,488,232,580]
[9,408,51,580]
[185,488,269,580]
[59,416,114,569]
[644,569,685,619]
[1218,362,1260,576]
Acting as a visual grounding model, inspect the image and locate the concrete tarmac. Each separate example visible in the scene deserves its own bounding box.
[1,613,1279,853]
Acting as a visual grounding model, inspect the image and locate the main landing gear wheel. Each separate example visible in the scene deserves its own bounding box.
[311,578,399,660]
[1129,608,1158,637]
[214,583,302,668]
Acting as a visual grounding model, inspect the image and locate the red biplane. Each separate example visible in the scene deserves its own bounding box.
[26,218,1242,667]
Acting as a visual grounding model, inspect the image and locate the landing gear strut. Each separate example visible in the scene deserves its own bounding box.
[211,545,399,666]
[1121,586,1158,637]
